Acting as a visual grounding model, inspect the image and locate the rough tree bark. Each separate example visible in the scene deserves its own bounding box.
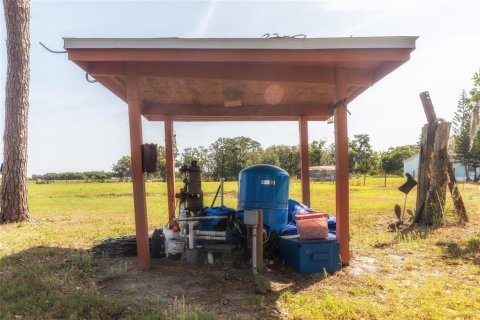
[422,122,450,225]
[1,0,30,222]
[414,123,435,223]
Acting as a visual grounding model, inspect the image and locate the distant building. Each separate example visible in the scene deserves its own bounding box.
[403,154,420,179]
[403,154,480,182]
[309,165,336,182]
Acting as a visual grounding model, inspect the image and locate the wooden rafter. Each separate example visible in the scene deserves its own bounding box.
[142,103,332,121]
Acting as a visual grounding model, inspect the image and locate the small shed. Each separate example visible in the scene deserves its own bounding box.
[403,154,420,179]
[404,153,480,181]
[64,36,417,269]
[309,165,336,181]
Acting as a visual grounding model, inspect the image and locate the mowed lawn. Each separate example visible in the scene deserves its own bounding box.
[1,178,479,319]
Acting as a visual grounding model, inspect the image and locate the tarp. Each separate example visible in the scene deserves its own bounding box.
[197,205,237,231]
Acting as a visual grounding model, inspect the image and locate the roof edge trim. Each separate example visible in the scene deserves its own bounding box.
[63,36,418,50]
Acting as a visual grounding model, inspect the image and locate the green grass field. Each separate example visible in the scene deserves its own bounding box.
[1,177,479,319]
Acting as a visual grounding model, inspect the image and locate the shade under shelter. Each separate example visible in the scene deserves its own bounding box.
[64,36,417,269]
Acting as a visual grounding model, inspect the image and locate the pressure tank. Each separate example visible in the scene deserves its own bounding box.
[237,164,290,232]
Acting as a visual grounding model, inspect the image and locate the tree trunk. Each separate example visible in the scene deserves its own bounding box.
[384,171,387,187]
[363,174,366,186]
[420,122,451,226]
[1,0,30,223]
[414,123,435,223]
[464,164,471,181]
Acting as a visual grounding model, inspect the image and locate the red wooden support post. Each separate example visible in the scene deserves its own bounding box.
[164,119,176,223]
[334,68,350,265]
[126,62,151,269]
[299,117,311,207]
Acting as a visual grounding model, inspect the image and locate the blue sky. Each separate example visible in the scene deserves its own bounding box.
[1,0,479,175]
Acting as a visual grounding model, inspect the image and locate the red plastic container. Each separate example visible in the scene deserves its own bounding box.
[296,212,329,240]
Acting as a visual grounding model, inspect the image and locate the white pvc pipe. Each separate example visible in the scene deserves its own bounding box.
[188,221,198,249]
[195,235,226,241]
[195,230,226,237]
[176,215,228,221]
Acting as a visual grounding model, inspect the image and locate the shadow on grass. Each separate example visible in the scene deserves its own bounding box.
[371,227,434,250]
[0,246,216,320]
[250,263,335,319]
[0,246,126,319]
[0,245,329,319]
[435,235,480,262]
[394,227,433,242]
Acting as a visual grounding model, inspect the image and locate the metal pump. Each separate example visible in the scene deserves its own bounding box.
[176,160,204,213]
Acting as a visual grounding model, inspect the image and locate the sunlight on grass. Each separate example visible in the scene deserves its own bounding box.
[1,178,479,319]
[279,271,480,320]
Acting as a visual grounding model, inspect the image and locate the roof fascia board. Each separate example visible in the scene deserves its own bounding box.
[64,36,418,50]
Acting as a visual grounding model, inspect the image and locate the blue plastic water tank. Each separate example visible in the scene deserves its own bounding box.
[237,164,290,232]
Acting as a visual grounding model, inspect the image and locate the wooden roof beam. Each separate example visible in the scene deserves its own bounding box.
[142,103,332,121]
[143,115,332,122]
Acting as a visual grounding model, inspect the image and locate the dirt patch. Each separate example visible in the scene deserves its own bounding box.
[95,255,389,318]
[348,255,378,276]
[97,257,277,319]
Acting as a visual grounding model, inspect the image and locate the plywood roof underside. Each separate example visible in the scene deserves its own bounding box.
[65,37,417,121]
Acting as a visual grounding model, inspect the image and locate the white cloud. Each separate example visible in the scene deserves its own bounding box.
[187,0,217,38]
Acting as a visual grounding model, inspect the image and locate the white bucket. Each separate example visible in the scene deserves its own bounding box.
[167,239,185,259]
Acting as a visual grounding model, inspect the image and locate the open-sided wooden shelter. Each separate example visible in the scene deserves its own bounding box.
[64,36,417,269]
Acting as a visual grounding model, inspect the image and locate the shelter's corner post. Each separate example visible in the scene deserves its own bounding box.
[334,68,350,266]
[299,117,311,207]
[126,62,151,269]
[164,118,176,224]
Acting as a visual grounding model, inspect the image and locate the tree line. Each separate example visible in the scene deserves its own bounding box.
[107,135,418,184]
[31,171,114,182]
[451,69,480,181]
[32,135,419,183]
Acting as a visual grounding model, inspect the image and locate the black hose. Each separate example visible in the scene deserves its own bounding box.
[92,230,165,258]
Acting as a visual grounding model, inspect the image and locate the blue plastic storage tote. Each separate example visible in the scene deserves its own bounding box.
[278,235,341,274]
